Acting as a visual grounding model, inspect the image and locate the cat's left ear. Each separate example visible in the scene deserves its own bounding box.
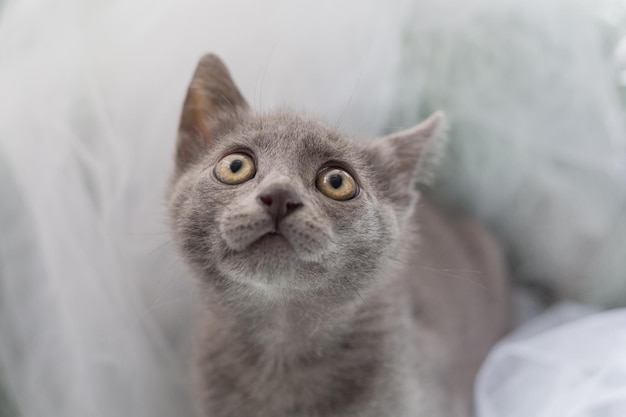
[176,54,249,172]
[369,111,446,204]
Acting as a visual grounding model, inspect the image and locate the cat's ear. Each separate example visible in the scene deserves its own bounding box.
[369,111,446,205]
[176,54,249,172]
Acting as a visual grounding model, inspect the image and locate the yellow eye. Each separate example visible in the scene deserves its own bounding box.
[214,153,256,185]
[316,167,358,201]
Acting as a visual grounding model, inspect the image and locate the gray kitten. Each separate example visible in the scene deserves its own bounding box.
[168,54,511,417]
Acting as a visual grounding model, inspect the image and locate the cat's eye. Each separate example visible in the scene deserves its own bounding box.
[214,153,256,185]
[316,167,358,201]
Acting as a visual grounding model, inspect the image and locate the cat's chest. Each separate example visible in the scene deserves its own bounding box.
[193,293,454,417]
[196,325,415,417]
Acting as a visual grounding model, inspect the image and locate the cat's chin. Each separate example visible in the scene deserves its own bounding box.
[217,233,300,282]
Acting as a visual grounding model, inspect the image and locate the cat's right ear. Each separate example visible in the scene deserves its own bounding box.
[369,112,446,208]
[176,54,249,172]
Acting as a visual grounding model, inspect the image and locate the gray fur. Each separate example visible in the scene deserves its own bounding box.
[168,54,511,417]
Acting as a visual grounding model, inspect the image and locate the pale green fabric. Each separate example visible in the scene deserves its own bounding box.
[394,0,626,307]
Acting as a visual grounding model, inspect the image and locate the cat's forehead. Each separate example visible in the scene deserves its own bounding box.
[235,113,363,163]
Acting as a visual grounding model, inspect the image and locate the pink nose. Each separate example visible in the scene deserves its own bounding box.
[257,186,303,228]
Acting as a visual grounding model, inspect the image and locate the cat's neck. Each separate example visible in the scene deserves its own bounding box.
[202,270,404,358]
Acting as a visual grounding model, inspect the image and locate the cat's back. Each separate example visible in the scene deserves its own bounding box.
[403,198,511,415]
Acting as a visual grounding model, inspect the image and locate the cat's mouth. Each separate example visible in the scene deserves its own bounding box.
[256,230,292,247]
[238,230,297,259]
[219,212,332,261]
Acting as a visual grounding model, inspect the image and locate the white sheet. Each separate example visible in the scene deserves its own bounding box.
[477,304,626,417]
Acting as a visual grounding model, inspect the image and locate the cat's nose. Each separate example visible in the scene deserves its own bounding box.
[257,186,303,227]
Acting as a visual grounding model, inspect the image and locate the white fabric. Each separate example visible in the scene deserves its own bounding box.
[477,304,626,417]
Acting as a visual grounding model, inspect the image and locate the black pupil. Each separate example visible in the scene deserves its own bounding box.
[230,159,243,173]
[328,173,343,189]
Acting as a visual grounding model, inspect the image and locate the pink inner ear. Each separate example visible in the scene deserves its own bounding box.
[175,86,217,172]
[180,85,215,142]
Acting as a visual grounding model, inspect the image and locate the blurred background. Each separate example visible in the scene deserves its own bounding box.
[1,0,625,416]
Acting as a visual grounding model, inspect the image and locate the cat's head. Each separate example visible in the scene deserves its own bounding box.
[169,54,445,296]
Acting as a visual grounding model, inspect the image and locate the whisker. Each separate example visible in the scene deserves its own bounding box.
[258,41,279,113]
[144,239,174,257]
[333,66,363,132]
[216,92,237,113]
[340,275,364,303]
[414,266,488,290]
[325,236,489,290]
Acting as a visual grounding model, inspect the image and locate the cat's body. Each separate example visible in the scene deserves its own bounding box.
[169,55,510,417]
